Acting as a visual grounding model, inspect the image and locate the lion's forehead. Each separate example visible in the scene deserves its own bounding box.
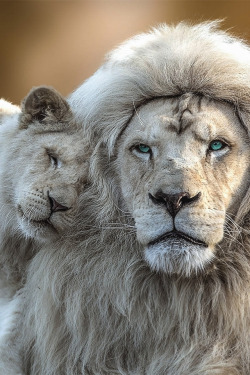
[16,130,87,164]
[128,95,242,148]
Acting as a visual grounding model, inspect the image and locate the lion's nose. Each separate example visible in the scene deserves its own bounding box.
[49,196,69,213]
[149,191,201,218]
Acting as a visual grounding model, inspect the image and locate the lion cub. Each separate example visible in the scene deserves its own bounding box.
[0,87,90,374]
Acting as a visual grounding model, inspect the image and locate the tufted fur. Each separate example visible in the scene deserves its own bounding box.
[0,99,20,119]
[0,87,90,374]
[21,22,250,374]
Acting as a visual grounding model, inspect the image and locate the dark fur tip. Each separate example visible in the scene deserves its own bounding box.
[22,86,70,123]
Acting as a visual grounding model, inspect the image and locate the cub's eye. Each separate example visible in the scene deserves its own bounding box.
[50,155,58,168]
[135,144,151,153]
[48,154,62,169]
[209,140,227,152]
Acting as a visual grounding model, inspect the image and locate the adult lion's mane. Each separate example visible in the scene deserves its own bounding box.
[21,22,250,375]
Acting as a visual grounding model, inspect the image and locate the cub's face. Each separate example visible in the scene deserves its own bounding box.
[116,95,250,276]
[4,87,89,243]
[12,131,87,242]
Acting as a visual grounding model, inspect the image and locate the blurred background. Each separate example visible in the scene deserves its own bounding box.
[1,0,250,104]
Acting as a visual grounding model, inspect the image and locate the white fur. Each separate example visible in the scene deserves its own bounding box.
[144,241,214,276]
[0,99,20,118]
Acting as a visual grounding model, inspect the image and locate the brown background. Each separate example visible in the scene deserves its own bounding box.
[1,0,250,104]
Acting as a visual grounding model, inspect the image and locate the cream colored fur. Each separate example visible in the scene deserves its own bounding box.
[0,87,89,374]
[0,99,20,119]
[19,21,250,374]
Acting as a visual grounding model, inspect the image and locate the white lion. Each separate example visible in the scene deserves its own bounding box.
[0,87,90,374]
[19,22,250,374]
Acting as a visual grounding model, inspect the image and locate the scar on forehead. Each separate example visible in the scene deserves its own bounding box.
[163,94,211,135]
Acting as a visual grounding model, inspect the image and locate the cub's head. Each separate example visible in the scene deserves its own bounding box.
[2,87,89,243]
[114,94,250,276]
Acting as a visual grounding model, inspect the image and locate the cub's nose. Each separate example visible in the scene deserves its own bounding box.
[49,196,69,213]
[149,191,201,218]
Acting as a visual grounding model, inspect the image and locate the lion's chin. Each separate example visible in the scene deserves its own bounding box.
[144,236,214,277]
[18,216,58,243]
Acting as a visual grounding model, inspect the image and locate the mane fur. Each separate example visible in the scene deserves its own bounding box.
[22,21,250,374]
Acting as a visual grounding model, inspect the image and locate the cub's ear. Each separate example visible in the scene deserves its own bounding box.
[20,86,71,129]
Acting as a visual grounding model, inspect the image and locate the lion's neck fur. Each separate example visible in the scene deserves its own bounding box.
[0,206,32,292]
[22,198,250,375]
[0,220,35,288]
[0,183,34,288]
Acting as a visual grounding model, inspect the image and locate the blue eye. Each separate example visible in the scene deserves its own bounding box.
[137,144,151,153]
[209,140,226,151]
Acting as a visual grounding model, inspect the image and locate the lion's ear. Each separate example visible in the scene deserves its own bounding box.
[20,86,70,129]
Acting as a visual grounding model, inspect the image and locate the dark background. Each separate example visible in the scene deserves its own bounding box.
[1,1,250,104]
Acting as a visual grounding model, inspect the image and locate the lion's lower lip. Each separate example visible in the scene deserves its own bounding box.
[149,230,207,247]
[25,216,51,227]
[18,206,53,228]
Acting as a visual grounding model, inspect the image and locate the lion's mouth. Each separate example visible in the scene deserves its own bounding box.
[149,230,207,247]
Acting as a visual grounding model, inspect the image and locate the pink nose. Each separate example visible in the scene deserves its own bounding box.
[49,196,69,213]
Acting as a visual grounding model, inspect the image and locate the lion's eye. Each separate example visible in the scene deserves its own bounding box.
[209,140,227,152]
[136,144,151,153]
[130,143,152,160]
